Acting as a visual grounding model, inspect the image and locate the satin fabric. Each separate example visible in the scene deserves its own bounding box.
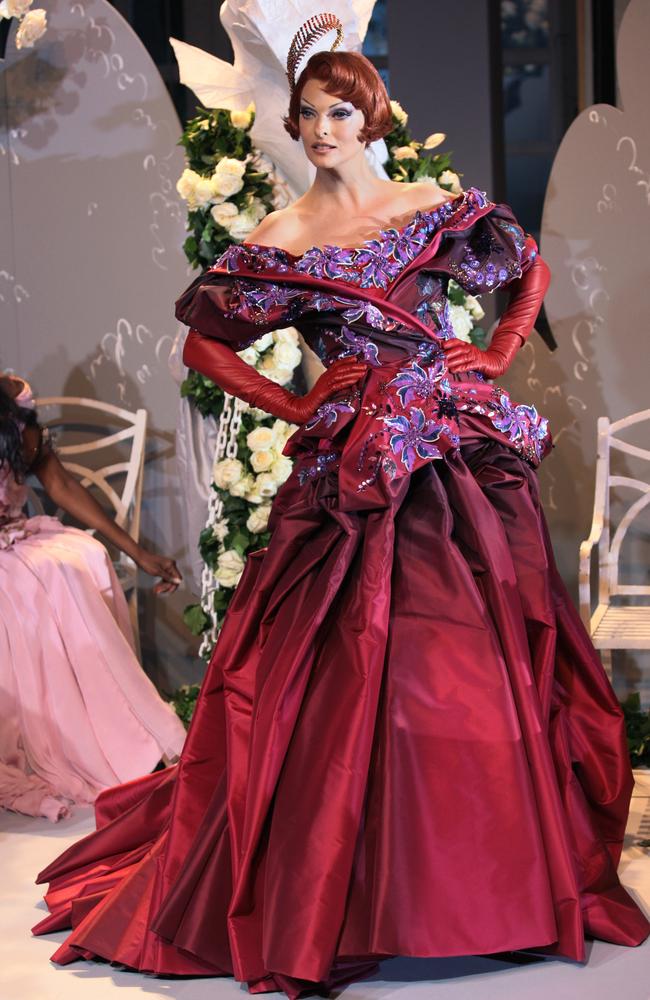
[0,517,186,820]
[34,428,649,994]
[33,197,649,993]
[0,380,186,821]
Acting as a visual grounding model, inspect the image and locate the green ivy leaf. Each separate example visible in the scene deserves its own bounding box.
[183,603,210,636]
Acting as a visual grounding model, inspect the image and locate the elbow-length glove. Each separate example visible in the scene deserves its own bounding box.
[183,329,368,424]
[441,255,551,378]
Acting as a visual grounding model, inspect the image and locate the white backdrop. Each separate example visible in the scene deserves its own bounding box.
[0,0,200,689]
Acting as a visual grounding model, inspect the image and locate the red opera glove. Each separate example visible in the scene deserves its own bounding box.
[441,254,551,377]
[183,329,368,424]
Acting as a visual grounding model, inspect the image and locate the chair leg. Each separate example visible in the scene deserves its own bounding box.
[129,586,142,663]
[600,648,613,680]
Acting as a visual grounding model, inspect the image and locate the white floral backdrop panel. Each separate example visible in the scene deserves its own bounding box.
[0,0,197,688]
[506,0,650,599]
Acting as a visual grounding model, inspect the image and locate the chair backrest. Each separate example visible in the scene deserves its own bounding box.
[594,408,650,601]
[34,396,147,539]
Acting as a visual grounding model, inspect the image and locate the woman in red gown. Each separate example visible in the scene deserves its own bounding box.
[33,21,649,998]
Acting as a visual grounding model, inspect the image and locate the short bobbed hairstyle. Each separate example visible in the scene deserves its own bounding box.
[283,50,393,145]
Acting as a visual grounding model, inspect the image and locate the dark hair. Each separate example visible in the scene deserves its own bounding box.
[0,379,37,482]
[283,50,393,145]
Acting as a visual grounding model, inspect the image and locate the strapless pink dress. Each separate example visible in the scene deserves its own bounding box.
[0,382,185,821]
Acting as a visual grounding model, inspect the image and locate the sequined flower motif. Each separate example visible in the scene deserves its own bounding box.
[492,396,549,458]
[383,407,445,472]
[354,241,402,290]
[305,398,357,430]
[295,245,358,282]
[335,326,380,365]
[387,360,446,407]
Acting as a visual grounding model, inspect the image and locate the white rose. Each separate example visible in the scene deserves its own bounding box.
[246,504,271,534]
[215,549,245,589]
[273,341,302,370]
[423,132,446,150]
[464,294,485,321]
[176,168,199,203]
[0,0,33,19]
[271,419,292,446]
[449,303,474,343]
[255,473,279,498]
[213,457,243,489]
[270,455,293,485]
[14,7,46,47]
[247,426,275,451]
[273,328,298,345]
[230,108,252,129]
[245,480,264,504]
[177,168,214,209]
[213,518,229,542]
[251,406,270,420]
[227,209,258,240]
[212,172,244,199]
[211,201,239,229]
[215,156,246,180]
[390,100,408,124]
[438,169,462,194]
[393,145,418,161]
[229,473,255,498]
[254,332,274,352]
[237,346,258,366]
[271,367,293,386]
[247,197,267,224]
[250,449,275,473]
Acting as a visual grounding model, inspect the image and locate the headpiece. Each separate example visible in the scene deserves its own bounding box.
[286,13,344,93]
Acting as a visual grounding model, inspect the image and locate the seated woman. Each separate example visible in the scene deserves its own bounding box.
[0,373,186,821]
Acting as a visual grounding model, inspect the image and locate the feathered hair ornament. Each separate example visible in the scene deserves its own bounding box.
[286,13,344,93]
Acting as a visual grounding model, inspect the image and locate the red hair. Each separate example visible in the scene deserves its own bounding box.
[283,50,393,145]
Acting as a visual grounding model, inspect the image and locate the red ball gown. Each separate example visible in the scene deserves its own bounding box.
[33,189,650,996]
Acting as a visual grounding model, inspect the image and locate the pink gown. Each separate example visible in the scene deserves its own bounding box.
[0,382,186,822]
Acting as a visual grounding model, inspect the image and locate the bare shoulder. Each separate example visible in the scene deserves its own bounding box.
[401,181,462,212]
[245,208,302,251]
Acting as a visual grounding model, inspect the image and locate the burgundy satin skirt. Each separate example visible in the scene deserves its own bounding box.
[33,427,650,997]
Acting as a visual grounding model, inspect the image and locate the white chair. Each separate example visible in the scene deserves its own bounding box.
[29,397,147,656]
[579,409,650,678]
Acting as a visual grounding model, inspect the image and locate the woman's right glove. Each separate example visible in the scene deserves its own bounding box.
[183,329,368,424]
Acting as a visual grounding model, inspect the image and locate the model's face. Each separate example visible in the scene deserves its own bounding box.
[298,78,366,168]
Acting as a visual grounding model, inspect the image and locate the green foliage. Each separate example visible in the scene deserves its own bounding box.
[183,603,210,636]
[620,692,650,768]
[170,683,201,728]
[179,107,275,271]
[181,370,227,418]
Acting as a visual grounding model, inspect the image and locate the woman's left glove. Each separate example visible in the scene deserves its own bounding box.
[441,255,551,377]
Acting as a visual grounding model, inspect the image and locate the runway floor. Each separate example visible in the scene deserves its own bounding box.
[2,772,649,1000]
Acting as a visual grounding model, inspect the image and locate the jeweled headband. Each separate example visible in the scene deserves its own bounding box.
[286,12,344,93]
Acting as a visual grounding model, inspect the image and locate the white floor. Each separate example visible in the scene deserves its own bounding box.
[1,774,649,1000]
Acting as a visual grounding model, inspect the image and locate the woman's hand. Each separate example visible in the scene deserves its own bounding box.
[133,548,183,595]
[183,330,368,426]
[441,336,521,379]
[292,357,369,423]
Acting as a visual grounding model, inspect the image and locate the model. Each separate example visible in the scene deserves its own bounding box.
[0,374,186,821]
[33,16,649,997]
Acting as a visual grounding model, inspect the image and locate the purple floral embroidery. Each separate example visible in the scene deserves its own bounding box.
[340,299,392,330]
[297,450,340,484]
[387,359,446,406]
[335,326,380,365]
[229,280,302,321]
[383,407,446,472]
[295,245,359,282]
[454,387,551,463]
[354,241,402,290]
[305,399,357,430]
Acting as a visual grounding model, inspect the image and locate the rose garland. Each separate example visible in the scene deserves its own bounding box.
[172,101,486,724]
[0,0,47,48]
